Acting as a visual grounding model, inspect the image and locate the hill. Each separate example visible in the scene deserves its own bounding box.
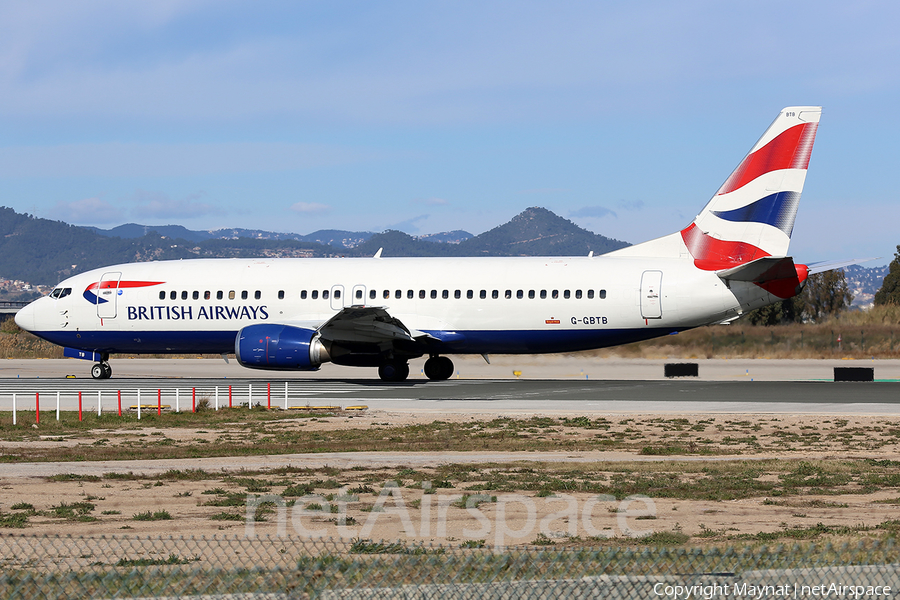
[456,207,627,256]
[352,208,627,258]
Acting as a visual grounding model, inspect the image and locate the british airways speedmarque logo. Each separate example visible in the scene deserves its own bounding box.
[83,281,165,304]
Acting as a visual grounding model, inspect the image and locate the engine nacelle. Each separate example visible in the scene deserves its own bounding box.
[235,324,330,371]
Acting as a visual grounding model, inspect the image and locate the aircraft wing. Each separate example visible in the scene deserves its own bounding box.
[313,305,429,367]
[316,306,416,344]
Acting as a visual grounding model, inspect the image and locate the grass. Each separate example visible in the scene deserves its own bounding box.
[0,511,29,528]
[2,411,900,464]
[209,511,244,521]
[584,307,900,360]
[132,510,173,521]
[50,502,96,521]
[115,553,199,567]
[349,539,444,555]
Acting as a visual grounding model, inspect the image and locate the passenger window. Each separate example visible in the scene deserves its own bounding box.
[159,291,165,300]
[335,290,341,299]
[588,290,595,299]
[181,291,188,300]
[505,290,512,299]
[356,289,363,300]
[229,291,236,300]
[192,291,199,300]
[528,290,535,299]
[480,290,486,299]
[323,290,330,300]
[171,291,177,300]
[311,290,318,300]
[599,289,607,299]
[419,290,426,299]
[552,290,558,299]
[384,290,390,299]
[241,291,248,300]
[442,290,449,299]
[430,290,437,299]
[396,290,402,299]
[255,291,261,300]
[205,291,211,300]
[467,290,474,299]
[492,290,498,299]
[517,290,523,299]
[564,290,570,299]
[369,290,377,300]
[301,290,307,300]
[407,290,414,299]
[540,290,547,299]
[278,290,284,300]
[575,290,582,299]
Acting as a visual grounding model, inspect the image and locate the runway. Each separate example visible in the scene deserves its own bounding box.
[1,376,899,415]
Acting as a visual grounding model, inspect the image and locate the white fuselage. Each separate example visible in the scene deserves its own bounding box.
[16,253,776,359]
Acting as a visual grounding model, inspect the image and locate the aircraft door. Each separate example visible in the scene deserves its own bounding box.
[351,284,367,306]
[640,270,663,319]
[97,271,122,319]
[330,285,346,311]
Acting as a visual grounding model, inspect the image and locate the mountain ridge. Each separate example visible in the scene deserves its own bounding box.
[0,205,627,287]
[0,206,887,306]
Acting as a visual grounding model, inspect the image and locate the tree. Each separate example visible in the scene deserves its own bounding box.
[743,270,852,325]
[745,298,798,325]
[796,270,853,322]
[874,245,900,305]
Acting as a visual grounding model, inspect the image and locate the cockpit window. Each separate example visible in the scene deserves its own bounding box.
[50,288,71,299]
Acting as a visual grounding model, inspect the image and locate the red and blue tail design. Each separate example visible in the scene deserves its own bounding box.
[682,106,821,271]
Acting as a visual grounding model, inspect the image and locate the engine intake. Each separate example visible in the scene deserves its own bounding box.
[235,324,330,371]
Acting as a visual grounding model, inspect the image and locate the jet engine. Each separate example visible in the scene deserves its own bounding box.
[235,324,330,370]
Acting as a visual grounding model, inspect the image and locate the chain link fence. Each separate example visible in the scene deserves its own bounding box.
[1,534,899,599]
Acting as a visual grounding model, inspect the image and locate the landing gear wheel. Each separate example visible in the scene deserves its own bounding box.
[424,356,454,381]
[91,362,112,380]
[378,361,410,382]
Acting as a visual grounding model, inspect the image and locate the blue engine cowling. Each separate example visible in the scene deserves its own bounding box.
[235,324,330,371]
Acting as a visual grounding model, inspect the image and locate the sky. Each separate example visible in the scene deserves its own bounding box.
[0,1,898,264]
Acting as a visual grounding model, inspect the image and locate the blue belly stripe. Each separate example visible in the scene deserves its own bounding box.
[32,327,683,357]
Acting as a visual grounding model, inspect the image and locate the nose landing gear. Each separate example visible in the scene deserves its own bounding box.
[91,362,112,380]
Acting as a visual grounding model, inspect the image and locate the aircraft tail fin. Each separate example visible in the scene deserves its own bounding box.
[682,106,821,270]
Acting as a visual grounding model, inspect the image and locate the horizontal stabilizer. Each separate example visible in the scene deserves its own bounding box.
[716,256,797,283]
[806,257,878,275]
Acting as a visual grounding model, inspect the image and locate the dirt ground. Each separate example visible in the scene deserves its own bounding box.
[2,411,900,547]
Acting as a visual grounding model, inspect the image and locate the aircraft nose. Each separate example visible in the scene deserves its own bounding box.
[14,302,35,332]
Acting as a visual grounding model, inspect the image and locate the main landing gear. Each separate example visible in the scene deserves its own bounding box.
[424,355,454,381]
[91,362,112,380]
[376,356,455,382]
[378,361,410,382]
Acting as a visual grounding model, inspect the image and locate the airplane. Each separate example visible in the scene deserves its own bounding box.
[16,106,838,382]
